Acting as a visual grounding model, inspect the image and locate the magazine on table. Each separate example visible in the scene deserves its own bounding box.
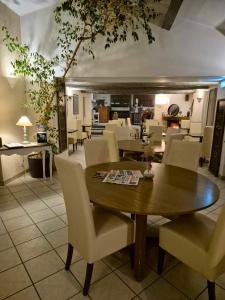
[102,170,143,186]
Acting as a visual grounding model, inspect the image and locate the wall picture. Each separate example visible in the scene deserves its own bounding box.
[73,95,79,114]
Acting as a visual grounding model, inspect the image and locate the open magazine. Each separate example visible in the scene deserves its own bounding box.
[102,170,143,186]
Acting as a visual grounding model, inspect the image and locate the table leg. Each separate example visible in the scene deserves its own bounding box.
[42,150,46,180]
[134,214,147,281]
[49,149,53,182]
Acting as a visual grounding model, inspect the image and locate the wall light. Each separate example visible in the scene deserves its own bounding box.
[155,94,169,105]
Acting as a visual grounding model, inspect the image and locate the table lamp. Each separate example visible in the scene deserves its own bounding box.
[16,115,33,144]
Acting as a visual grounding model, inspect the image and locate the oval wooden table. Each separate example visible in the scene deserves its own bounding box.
[85,161,219,281]
[118,139,165,157]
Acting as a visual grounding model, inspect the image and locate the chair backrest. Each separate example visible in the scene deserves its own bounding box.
[118,118,126,126]
[55,156,96,260]
[116,126,131,141]
[165,127,180,143]
[201,126,214,160]
[162,133,184,163]
[148,125,163,142]
[207,204,225,269]
[67,118,77,130]
[127,117,132,127]
[108,120,121,126]
[164,140,201,171]
[75,119,82,132]
[84,139,110,167]
[189,122,202,135]
[145,119,159,134]
[180,120,190,129]
[103,130,119,162]
[105,123,118,133]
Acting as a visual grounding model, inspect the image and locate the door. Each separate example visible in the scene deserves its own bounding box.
[209,99,225,176]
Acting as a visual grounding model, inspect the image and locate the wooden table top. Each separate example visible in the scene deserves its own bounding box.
[85,161,219,217]
[118,139,165,154]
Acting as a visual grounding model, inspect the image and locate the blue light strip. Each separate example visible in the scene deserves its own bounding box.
[220,80,225,88]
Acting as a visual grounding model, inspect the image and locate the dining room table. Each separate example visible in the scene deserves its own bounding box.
[85,161,220,281]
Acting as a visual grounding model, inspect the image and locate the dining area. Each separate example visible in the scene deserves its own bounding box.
[51,115,225,300]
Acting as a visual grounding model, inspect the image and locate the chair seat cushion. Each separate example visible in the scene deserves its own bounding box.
[91,206,134,261]
[160,213,215,276]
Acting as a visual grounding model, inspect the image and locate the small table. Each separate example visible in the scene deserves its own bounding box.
[118,139,165,159]
[0,143,53,180]
[85,161,219,281]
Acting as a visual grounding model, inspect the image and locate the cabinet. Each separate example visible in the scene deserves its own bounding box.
[97,106,109,123]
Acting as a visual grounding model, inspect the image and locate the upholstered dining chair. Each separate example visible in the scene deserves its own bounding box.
[103,130,120,162]
[163,140,201,172]
[180,119,191,133]
[105,123,118,134]
[68,131,78,152]
[116,126,132,141]
[127,117,138,138]
[158,204,225,300]
[144,119,159,134]
[84,139,110,167]
[148,125,163,143]
[55,156,135,296]
[118,118,126,126]
[201,126,214,162]
[162,133,184,163]
[165,127,180,143]
[75,119,88,145]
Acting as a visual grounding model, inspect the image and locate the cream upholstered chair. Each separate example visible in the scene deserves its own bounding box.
[201,126,214,162]
[127,117,138,138]
[165,127,180,143]
[75,119,88,145]
[148,125,163,143]
[158,204,225,300]
[103,130,119,162]
[55,156,134,296]
[144,119,159,134]
[162,133,184,163]
[116,126,132,141]
[68,132,78,152]
[180,119,190,133]
[163,140,201,171]
[108,119,121,126]
[105,123,118,133]
[189,122,202,135]
[84,139,110,167]
[118,118,126,126]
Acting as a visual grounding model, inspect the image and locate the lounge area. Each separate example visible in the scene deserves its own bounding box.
[1,1,225,300]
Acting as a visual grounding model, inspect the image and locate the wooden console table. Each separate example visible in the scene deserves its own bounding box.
[0,143,53,180]
[163,116,189,127]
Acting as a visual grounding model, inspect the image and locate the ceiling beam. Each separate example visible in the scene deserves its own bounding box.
[162,0,184,30]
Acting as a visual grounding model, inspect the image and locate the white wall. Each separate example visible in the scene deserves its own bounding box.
[19,0,225,78]
[0,2,27,184]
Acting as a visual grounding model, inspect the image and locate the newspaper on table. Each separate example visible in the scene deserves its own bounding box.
[102,170,143,186]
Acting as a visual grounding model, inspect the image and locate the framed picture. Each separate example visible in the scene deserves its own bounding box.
[73,95,79,114]
[37,132,47,143]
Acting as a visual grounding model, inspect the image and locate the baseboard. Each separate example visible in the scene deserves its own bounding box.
[0,169,29,186]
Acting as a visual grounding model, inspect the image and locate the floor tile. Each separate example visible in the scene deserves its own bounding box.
[42,196,64,207]
[16,236,52,261]
[0,247,21,272]
[13,189,36,200]
[115,263,159,294]
[30,208,56,223]
[8,184,29,193]
[0,206,26,221]
[163,263,206,299]
[69,291,91,299]
[0,233,13,251]
[55,244,82,264]
[5,286,39,300]
[59,214,68,224]
[35,269,81,300]
[4,215,33,232]
[9,224,42,245]
[216,271,225,289]
[103,251,129,270]
[0,219,6,235]
[71,259,112,286]
[0,265,31,300]
[51,204,66,216]
[45,227,68,248]
[139,278,188,300]
[36,217,65,234]
[22,200,48,214]
[25,250,64,282]
[89,272,135,300]
[197,284,225,299]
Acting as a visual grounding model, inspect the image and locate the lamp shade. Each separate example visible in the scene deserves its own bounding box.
[16,116,33,127]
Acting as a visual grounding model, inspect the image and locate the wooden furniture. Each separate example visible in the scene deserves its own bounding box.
[97,106,109,123]
[209,99,225,176]
[163,116,189,128]
[118,139,165,157]
[85,161,219,281]
[0,143,53,180]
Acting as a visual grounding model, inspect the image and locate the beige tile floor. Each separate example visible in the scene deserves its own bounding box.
[0,143,225,299]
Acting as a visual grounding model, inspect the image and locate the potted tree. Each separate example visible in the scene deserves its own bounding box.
[2,0,161,177]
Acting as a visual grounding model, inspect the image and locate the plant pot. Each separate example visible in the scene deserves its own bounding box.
[28,154,50,178]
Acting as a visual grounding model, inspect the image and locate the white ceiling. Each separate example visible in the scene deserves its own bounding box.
[0,0,58,16]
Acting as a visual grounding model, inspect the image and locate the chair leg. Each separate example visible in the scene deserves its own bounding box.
[65,243,73,270]
[207,281,216,300]
[83,263,94,296]
[73,144,75,152]
[157,247,165,275]
[130,244,134,269]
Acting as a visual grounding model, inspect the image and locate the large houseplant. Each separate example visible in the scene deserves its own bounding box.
[2,0,161,177]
